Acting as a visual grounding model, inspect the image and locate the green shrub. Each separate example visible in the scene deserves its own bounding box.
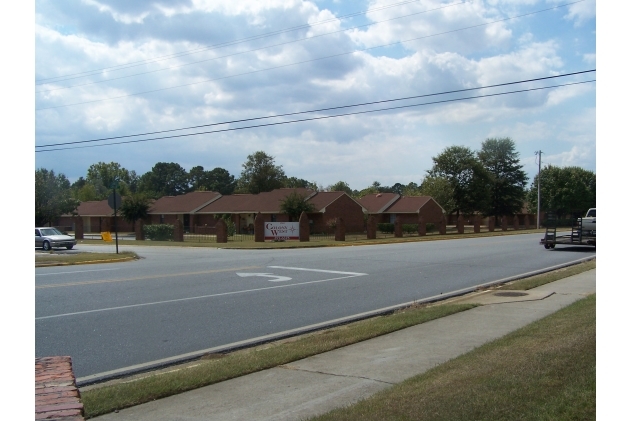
[378,223,394,233]
[143,224,174,241]
[426,222,435,232]
[226,220,236,237]
[215,214,236,236]
[402,224,417,234]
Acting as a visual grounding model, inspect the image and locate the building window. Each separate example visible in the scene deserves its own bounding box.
[160,215,165,224]
[271,214,277,222]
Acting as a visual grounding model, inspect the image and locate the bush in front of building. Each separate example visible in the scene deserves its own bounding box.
[402,224,417,234]
[378,223,394,233]
[143,224,174,241]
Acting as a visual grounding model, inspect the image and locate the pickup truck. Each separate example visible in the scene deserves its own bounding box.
[579,208,596,236]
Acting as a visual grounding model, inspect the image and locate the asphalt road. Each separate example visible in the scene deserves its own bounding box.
[35,233,595,384]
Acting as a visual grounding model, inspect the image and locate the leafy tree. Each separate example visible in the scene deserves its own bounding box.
[74,183,99,202]
[120,193,151,224]
[189,166,236,194]
[371,181,385,192]
[284,176,318,191]
[402,182,421,196]
[478,138,528,219]
[390,183,405,195]
[206,167,237,195]
[427,146,490,216]
[527,165,596,218]
[35,168,79,226]
[236,151,286,194]
[419,175,456,214]
[71,177,97,202]
[189,165,207,191]
[355,184,380,198]
[138,162,190,198]
[85,162,134,199]
[279,191,316,221]
[327,181,353,195]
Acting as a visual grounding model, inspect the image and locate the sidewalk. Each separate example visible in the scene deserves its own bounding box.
[93,269,595,421]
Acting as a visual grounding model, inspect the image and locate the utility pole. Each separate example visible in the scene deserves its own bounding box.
[535,151,543,229]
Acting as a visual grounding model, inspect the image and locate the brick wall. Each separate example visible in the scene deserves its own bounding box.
[316,195,365,233]
[35,356,84,421]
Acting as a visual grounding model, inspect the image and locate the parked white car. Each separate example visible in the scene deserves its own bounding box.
[35,227,76,250]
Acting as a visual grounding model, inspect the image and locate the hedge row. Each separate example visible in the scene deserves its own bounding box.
[143,224,174,241]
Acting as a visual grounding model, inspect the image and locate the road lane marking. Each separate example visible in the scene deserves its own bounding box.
[36,268,119,276]
[268,266,367,276]
[236,273,292,282]
[36,273,369,320]
[35,266,261,289]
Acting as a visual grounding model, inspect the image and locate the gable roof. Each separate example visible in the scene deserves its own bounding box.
[197,188,315,214]
[356,193,400,213]
[356,194,445,214]
[148,191,222,214]
[74,200,114,216]
[386,196,438,213]
[308,191,367,213]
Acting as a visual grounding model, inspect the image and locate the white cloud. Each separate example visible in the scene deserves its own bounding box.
[349,0,512,54]
[583,53,595,64]
[34,0,596,189]
[563,0,596,26]
[545,145,594,168]
[81,0,151,24]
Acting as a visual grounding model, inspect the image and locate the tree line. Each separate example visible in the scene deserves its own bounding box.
[35,140,595,226]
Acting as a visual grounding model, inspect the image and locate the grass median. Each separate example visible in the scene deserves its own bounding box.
[80,259,594,419]
[35,251,138,266]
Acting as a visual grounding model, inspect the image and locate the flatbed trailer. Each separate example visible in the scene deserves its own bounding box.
[540,215,595,249]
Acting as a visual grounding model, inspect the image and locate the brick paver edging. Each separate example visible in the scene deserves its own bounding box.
[36,356,85,421]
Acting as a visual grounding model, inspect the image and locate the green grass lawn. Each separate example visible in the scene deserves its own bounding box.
[309,293,595,421]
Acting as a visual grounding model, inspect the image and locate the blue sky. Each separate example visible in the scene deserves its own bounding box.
[33,0,596,190]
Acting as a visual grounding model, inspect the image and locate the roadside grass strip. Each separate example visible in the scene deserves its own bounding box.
[81,304,475,418]
[80,259,595,419]
[309,293,596,421]
[497,259,595,290]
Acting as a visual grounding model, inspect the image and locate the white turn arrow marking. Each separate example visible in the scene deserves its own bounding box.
[236,273,292,282]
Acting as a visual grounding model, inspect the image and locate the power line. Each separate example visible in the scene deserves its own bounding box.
[36,79,595,153]
[35,1,586,111]
[35,0,441,85]
[35,70,595,149]
[36,1,466,94]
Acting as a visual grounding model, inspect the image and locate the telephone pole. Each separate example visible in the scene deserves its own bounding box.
[535,151,543,229]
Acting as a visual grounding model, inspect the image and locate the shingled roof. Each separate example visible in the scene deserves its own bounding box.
[148,191,222,214]
[74,200,114,216]
[197,188,315,214]
[356,193,400,213]
[386,196,438,213]
[357,194,445,214]
[308,191,366,212]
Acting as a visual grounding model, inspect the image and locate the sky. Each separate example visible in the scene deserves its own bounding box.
[33,0,597,191]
